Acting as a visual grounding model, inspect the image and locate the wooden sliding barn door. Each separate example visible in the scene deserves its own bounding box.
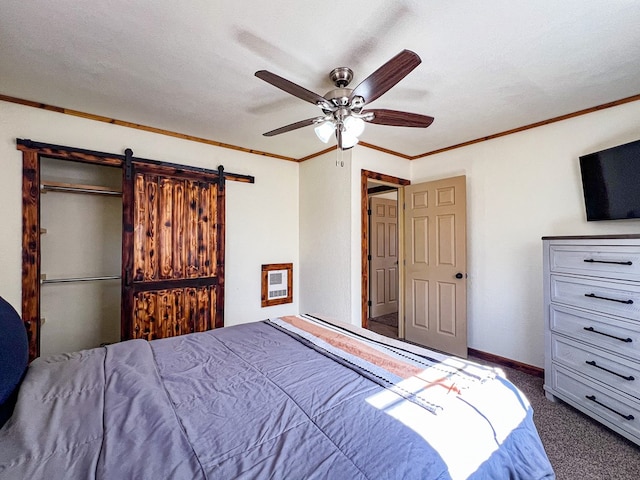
[121,162,225,341]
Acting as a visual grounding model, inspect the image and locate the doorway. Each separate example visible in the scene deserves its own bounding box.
[360,169,409,339]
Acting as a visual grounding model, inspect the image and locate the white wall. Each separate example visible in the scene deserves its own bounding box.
[0,100,300,335]
[299,150,354,321]
[298,145,411,324]
[410,100,640,367]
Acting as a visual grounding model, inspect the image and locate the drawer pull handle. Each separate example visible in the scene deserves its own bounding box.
[583,326,632,343]
[584,259,633,266]
[584,293,634,305]
[585,395,635,421]
[585,360,635,381]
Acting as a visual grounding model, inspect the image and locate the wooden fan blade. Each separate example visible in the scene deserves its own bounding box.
[350,50,421,105]
[263,117,321,136]
[365,109,434,128]
[255,70,333,110]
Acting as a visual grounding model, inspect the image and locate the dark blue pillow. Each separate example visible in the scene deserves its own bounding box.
[0,296,28,428]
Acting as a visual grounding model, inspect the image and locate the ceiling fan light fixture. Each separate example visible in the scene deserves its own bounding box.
[314,120,335,143]
[343,115,365,138]
[339,128,360,149]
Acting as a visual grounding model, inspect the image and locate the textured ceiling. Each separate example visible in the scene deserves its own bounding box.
[2,0,640,160]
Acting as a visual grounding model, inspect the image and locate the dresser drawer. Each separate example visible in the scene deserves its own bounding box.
[550,274,640,320]
[551,335,640,399]
[549,245,640,281]
[549,364,640,443]
[549,305,640,361]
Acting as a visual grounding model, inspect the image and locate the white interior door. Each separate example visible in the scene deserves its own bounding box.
[403,175,467,357]
[369,196,399,318]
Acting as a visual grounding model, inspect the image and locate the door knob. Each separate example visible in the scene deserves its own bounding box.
[455,272,464,279]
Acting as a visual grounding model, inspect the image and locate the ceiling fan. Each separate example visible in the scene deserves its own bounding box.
[255,49,434,150]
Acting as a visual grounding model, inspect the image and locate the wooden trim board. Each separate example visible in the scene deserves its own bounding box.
[468,348,544,378]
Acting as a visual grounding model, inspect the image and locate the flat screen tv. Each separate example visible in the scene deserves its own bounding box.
[579,139,640,221]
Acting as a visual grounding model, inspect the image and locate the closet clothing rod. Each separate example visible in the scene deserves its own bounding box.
[41,184,122,196]
[41,275,121,284]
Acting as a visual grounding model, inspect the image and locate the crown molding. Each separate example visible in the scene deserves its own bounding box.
[0,94,298,162]
[3,92,639,164]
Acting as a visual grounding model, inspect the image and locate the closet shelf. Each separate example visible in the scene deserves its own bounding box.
[41,274,121,285]
[40,181,122,196]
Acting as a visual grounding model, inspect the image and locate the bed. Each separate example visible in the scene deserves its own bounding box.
[0,300,554,479]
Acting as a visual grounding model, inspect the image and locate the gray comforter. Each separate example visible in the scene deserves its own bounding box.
[0,317,554,479]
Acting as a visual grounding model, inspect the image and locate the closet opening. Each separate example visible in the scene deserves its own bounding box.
[39,158,123,357]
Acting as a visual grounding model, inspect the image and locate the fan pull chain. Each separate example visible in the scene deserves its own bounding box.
[336,146,345,167]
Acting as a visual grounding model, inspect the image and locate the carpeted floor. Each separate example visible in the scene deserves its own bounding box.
[367,314,640,479]
[368,314,399,338]
[369,312,398,327]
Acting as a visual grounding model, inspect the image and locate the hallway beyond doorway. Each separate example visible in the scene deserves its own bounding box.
[367,312,398,339]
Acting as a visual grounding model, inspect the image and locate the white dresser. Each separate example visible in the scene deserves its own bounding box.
[543,235,640,445]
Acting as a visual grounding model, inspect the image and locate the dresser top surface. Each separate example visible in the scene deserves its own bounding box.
[542,234,640,240]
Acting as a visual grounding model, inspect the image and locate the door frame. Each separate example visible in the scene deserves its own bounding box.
[18,141,124,360]
[360,169,409,330]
